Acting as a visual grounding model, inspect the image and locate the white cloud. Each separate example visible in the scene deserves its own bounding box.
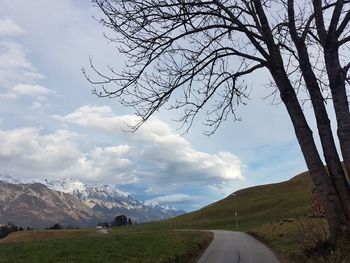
[54,105,244,194]
[0,92,16,99]
[60,145,135,183]
[0,127,134,184]
[0,128,80,173]
[0,125,238,209]
[0,17,24,36]
[0,83,54,99]
[53,105,138,133]
[0,42,32,70]
[30,101,42,110]
[12,83,52,95]
[145,194,198,204]
[0,42,44,89]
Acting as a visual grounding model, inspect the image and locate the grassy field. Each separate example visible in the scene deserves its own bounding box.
[0,228,213,263]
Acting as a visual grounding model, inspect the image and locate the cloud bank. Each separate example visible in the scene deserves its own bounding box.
[0,17,24,36]
[0,127,135,183]
[54,105,244,186]
[0,105,244,209]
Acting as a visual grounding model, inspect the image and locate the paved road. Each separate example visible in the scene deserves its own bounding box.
[197,230,280,263]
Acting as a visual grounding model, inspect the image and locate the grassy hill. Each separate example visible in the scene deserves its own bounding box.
[162,171,349,262]
[122,171,318,261]
[161,171,314,231]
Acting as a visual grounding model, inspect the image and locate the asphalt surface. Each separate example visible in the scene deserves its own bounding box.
[197,230,280,263]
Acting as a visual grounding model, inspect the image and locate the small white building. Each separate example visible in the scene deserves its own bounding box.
[96,225,109,234]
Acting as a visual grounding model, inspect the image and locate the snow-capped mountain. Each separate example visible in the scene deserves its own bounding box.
[0,173,22,185]
[44,178,131,203]
[0,180,101,228]
[144,200,183,218]
[0,174,185,224]
[43,178,86,196]
[42,177,185,222]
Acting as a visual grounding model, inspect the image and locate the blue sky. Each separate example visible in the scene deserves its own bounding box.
[0,0,320,211]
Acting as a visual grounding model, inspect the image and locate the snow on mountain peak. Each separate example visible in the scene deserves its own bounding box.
[0,173,185,221]
[144,200,177,211]
[41,178,130,202]
[144,200,160,207]
[44,178,87,194]
[88,184,129,198]
[0,173,20,184]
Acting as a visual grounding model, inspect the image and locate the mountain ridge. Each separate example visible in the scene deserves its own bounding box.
[0,173,185,228]
[0,180,98,228]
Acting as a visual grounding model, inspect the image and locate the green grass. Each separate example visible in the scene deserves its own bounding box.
[127,171,315,262]
[0,228,213,263]
[152,172,313,232]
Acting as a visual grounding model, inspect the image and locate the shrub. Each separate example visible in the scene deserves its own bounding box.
[114,215,127,227]
[48,223,63,230]
[294,217,350,263]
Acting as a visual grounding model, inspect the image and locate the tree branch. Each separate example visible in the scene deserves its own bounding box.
[312,0,328,45]
[328,0,345,36]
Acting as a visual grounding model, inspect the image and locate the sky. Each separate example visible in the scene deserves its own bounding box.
[0,0,324,212]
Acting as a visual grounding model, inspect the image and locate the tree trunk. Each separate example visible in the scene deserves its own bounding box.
[293,41,350,220]
[324,46,350,184]
[311,0,350,182]
[252,0,348,240]
[270,67,348,240]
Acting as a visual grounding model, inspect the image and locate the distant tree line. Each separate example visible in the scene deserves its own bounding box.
[45,223,79,230]
[0,222,32,239]
[97,215,133,228]
[112,215,132,227]
[46,223,63,230]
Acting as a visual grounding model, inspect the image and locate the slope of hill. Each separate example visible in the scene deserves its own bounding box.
[163,172,313,231]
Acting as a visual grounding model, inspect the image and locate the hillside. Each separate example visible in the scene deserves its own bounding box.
[163,171,314,231]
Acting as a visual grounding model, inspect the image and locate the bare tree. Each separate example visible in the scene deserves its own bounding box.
[86,0,350,241]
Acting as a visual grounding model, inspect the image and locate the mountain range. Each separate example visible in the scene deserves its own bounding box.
[0,173,185,228]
